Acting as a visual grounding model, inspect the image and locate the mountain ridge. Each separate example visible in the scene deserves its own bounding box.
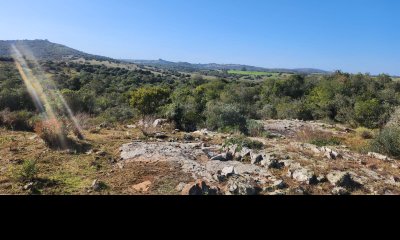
[0,39,328,74]
[0,39,112,61]
[126,59,329,74]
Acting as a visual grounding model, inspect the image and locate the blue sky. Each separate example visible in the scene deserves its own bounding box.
[1,0,399,75]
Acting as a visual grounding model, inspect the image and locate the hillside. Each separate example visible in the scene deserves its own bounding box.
[1,41,400,196]
[127,59,328,74]
[0,40,112,61]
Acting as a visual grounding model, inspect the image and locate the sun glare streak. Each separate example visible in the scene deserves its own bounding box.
[11,44,86,148]
[14,44,85,138]
[11,45,58,120]
[14,61,45,113]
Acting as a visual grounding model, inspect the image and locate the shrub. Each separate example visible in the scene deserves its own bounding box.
[223,136,264,151]
[14,160,38,182]
[205,103,248,134]
[163,103,201,132]
[354,99,382,128]
[99,107,135,123]
[246,120,270,138]
[0,109,35,131]
[369,127,400,158]
[356,127,375,140]
[130,86,170,116]
[258,104,277,119]
[34,119,69,149]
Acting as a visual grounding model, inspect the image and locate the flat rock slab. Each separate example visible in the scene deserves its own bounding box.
[120,142,272,182]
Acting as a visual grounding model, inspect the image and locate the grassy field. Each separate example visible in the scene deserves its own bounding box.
[228,70,276,76]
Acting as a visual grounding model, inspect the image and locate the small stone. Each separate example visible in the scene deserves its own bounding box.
[85,149,93,155]
[269,190,286,195]
[273,180,288,190]
[176,182,187,192]
[23,182,34,191]
[211,154,227,161]
[91,180,102,192]
[97,151,107,157]
[321,147,342,160]
[221,166,236,177]
[226,151,234,161]
[251,154,263,165]
[132,181,152,192]
[317,175,327,183]
[29,135,37,140]
[183,133,194,141]
[332,187,349,195]
[117,162,124,169]
[291,167,317,184]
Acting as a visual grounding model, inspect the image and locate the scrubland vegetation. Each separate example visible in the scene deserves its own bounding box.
[1,59,400,158]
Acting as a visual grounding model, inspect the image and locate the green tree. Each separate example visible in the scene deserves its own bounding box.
[130,86,170,116]
[354,98,382,128]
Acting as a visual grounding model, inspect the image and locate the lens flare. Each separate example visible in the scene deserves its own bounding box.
[11,44,85,147]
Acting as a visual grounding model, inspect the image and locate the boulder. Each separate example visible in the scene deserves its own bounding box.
[240,147,252,158]
[153,119,168,128]
[368,152,389,161]
[273,180,288,190]
[221,166,236,177]
[226,151,234,161]
[251,153,263,165]
[327,171,363,190]
[181,180,221,195]
[226,177,260,195]
[289,167,318,185]
[211,153,227,161]
[261,158,285,169]
[234,152,242,161]
[321,147,342,160]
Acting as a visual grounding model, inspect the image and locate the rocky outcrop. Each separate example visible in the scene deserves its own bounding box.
[119,119,400,195]
[327,171,363,190]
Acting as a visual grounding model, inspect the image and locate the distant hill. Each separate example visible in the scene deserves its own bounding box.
[126,59,328,74]
[0,39,112,61]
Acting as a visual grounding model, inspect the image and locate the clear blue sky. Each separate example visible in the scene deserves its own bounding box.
[1,0,399,75]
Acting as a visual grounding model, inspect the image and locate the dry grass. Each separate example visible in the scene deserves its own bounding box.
[296,127,342,147]
[34,119,69,150]
[0,124,143,195]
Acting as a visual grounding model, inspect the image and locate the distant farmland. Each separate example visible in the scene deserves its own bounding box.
[228,70,273,76]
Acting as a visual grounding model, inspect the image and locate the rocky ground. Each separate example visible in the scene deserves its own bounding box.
[120,120,400,195]
[1,119,399,195]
